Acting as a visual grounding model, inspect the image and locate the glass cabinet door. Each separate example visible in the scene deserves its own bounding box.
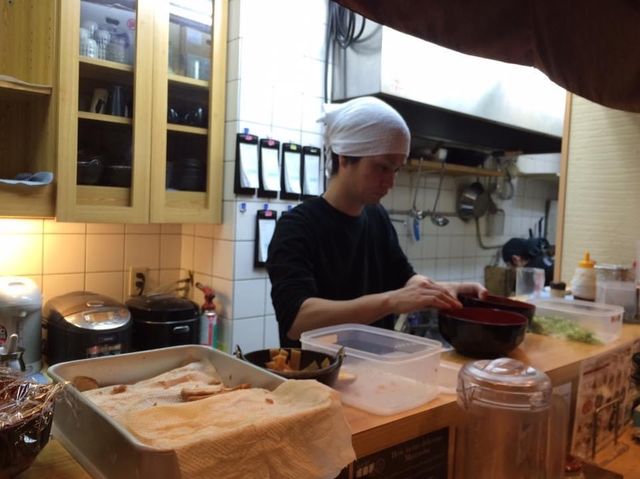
[149,0,227,223]
[57,0,154,223]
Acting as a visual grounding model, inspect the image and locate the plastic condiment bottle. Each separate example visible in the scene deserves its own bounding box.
[571,251,596,301]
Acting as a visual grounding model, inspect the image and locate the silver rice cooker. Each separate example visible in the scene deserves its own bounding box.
[43,291,131,365]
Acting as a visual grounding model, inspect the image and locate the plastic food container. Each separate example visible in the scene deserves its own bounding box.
[437,360,461,395]
[596,280,637,322]
[300,324,442,416]
[530,298,624,343]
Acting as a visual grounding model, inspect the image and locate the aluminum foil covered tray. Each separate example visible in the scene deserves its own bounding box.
[48,345,284,479]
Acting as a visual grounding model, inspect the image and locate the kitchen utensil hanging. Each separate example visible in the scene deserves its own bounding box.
[409,148,449,223]
[495,164,515,200]
[485,177,505,236]
[429,154,449,227]
[457,181,489,221]
[410,157,427,221]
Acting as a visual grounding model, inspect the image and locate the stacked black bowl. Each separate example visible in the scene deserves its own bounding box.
[172,158,206,191]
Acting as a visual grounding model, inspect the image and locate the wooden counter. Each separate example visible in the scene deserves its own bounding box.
[17,325,640,479]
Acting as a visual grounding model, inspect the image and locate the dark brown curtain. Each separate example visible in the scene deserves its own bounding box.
[335,0,640,113]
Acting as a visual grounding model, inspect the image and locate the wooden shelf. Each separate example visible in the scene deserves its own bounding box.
[77,185,130,207]
[517,172,560,181]
[405,159,503,177]
[79,57,133,73]
[0,75,52,101]
[168,73,209,89]
[78,111,132,125]
[167,123,208,135]
[0,182,55,217]
[165,190,208,209]
[79,57,133,84]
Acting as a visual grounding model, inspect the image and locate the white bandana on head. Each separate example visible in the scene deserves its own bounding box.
[318,96,411,159]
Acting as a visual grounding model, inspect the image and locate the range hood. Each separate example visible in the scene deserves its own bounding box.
[332,23,566,154]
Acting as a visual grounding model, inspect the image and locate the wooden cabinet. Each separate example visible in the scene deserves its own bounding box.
[0,0,58,217]
[56,0,227,223]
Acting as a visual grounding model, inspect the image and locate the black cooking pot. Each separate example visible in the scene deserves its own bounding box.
[126,294,199,351]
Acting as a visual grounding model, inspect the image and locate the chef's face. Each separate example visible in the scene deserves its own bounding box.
[341,154,405,203]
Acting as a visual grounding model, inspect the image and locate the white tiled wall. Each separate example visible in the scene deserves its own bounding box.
[382,173,558,283]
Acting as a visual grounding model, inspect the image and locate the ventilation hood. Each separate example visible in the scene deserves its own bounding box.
[332,23,566,154]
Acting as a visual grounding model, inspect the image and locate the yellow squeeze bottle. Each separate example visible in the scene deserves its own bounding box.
[571,251,596,301]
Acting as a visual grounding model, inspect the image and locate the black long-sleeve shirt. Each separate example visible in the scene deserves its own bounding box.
[266,197,415,347]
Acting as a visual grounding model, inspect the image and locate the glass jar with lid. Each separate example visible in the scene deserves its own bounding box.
[455,358,556,479]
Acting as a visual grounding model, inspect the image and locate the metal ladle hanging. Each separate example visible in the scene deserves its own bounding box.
[410,157,428,220]
[429,156,449,227]
[409,150,449,227]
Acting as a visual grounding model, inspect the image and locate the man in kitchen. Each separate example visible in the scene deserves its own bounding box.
[267,96,486,347]
[502,237,555,286]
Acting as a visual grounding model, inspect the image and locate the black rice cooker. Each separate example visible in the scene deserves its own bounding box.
[126,294,199,351]
[43,291,132,365]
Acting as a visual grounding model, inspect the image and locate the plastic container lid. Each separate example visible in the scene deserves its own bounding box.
[458,358,551,411]
[532,297,624,318]
[300,323,441,363]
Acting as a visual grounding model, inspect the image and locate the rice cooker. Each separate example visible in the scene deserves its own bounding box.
[126,294,199,351]
[42,291,131,365]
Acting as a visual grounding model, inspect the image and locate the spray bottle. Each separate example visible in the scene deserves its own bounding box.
[196,282,218,348]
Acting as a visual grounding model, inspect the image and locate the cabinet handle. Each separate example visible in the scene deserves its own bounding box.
[172,325,190,334]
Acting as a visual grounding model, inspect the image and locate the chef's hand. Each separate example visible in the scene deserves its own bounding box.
[441,281,488,300]
[388,275,462,314]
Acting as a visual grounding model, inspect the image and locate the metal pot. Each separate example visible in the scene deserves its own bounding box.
[457,181,489,221]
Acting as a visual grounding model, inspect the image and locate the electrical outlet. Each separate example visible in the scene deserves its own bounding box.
[128,266,149,297]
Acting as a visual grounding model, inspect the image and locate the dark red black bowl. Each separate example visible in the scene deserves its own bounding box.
[458,293,536,323]
[237,347,343,388]
[438,308,527,358]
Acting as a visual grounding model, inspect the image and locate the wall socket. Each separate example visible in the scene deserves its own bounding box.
[128,266,149,297]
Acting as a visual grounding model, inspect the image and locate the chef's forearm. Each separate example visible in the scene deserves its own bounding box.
[287,294,394,340]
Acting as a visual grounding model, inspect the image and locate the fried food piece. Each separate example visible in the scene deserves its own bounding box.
[158,374,194,389]
[180,383,251,402]
[289,349,301,371]
[302,360,319,372]
[337,371,357,385]
[266,348,332,373]
[72,375,99,392]
[111,384,127,394]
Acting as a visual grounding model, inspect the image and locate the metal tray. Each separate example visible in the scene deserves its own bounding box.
[48,345,284,479]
